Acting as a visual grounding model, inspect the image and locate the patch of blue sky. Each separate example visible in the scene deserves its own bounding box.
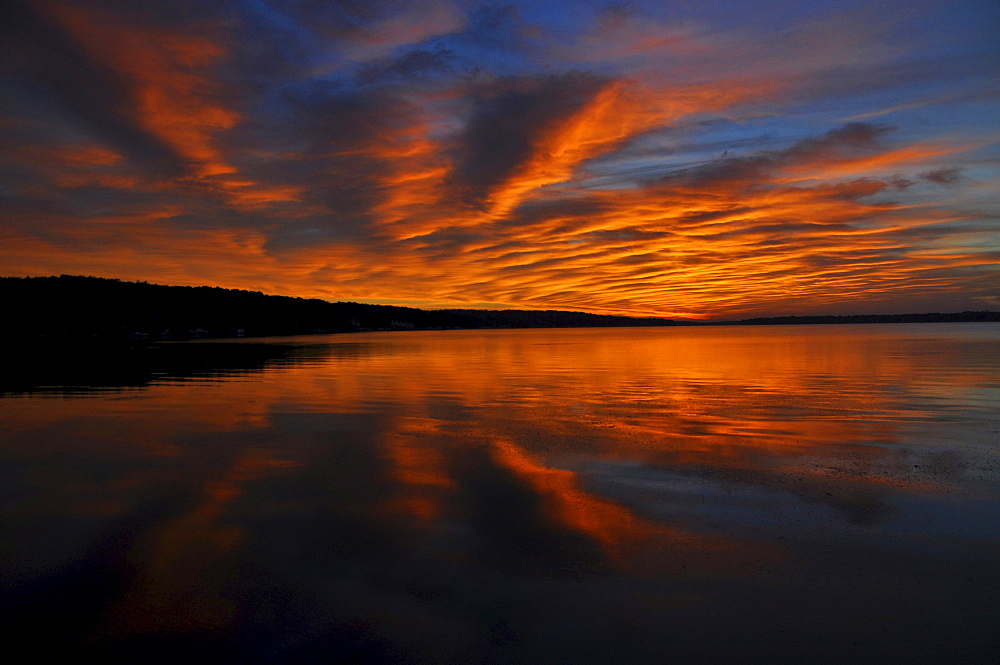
[576,117,818,187]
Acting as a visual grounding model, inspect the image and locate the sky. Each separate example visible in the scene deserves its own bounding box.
[1,0,997,319]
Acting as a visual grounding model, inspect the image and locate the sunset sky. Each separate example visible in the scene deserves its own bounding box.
[1,0,997,319]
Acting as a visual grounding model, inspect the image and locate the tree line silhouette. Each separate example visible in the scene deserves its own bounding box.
[0,275,675,343]
[3,275,996,344]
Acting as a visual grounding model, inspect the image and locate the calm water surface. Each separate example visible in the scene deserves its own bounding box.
[2,324,999,663]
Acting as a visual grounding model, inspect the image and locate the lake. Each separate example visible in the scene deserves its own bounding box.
[2,324,998,663]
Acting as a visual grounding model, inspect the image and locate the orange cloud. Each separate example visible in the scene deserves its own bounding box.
[46,1,237,176]
[2,3,995,318]
[480,78,773,220]
[34,0,301,210]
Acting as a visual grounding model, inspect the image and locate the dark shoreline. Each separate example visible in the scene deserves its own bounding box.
[4,318,998,398]
[3,275,997,346]
[707,311,1000,326]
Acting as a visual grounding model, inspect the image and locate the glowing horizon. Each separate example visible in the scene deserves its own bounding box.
[1,0,997,319]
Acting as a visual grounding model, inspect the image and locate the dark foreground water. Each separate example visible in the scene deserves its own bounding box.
[2,324,998,664]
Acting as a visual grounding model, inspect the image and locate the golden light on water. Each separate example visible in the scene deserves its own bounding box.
[2,325,998,660]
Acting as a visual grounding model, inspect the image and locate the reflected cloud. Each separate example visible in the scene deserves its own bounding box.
[2,326,998,661]
[93,449,298,639]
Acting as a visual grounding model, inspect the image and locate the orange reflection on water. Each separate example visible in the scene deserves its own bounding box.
[483,437,753,572]
[2,326,997,660]
[93,448,298,639]
[488,437,657,551]
[381,424,455,523]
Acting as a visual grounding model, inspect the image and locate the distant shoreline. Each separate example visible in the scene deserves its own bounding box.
[697,312,1000,326]
[2,275,997,344]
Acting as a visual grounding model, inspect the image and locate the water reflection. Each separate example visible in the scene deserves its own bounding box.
[1,325,998,663]
[0,340,308,395]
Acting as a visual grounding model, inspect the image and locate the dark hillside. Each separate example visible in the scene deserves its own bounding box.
[3,275,994,345]
[0,275,674,343]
